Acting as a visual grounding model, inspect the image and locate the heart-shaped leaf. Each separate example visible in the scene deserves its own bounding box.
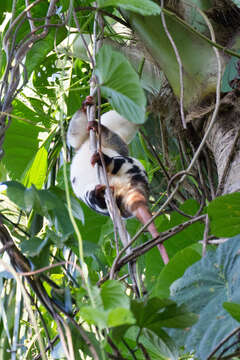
[95,45,146,124]
[169,235,240,359]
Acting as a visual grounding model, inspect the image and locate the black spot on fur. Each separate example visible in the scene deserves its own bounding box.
[72,177,76,184]
[112,158,125,174]
[126,165,141,174]
[85,190,108,215]
[102,153,112,166]
[130,174,148,187]
[94,153,112,167]
[126,157,134,164]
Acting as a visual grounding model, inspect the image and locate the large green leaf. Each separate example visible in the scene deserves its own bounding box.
[109,297,188,359]
[139,328,178,360]
[95,45,146,124]
[107,308,135,327]
[112,326,178,360]
[2,181,78,241]
[2,100,44,180]
[1,181,27,210]
[77,201,108,243]
[131,297,197,330]
[79,280,135,329]
[152,247,201,298]
[169,235,240,359]
[101,280,129,310]
[81,303,135,329]
[207,192,240,237]
[80,306,108,329]
[145,200,204,290]
[49,186,84,223]
[22,146,48,189]
[124,8,218,108]
[20,236,49,257]
[98,0,161,15]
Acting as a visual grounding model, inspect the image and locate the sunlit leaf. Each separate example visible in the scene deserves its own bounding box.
[95,44,146,124]
[80,306,108,329]
[107,308,135,327]
[98,0,161,15]
[2,100,44,180]
[22,146,48,189]
[101,280,130,310]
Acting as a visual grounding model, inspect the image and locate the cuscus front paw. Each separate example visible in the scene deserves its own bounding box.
[81,96,94,112]
[94,184,114,196]
[90,151,101,166]
[87,120,98,133]
[94,184,106,196]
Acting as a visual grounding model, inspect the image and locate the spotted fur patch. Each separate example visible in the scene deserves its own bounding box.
[112,158,126,174]
[84,190,109,216]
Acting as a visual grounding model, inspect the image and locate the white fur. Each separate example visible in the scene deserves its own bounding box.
[68,109,139,204]
[70,142,120,200]
[101,111,139,144]
[67,109,88,150]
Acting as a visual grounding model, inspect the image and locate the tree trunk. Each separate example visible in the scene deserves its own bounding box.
[207,91,240,194]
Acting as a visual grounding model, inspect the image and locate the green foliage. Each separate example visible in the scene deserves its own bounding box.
[98,0,161,15]
[170,235,240,359]
[124,9,217,108]
[2,181,84,244]
[145,200,204,290]
[0,2,240,359]
[25,22,67,77]
[2,101,44,180]
[79,280,135,329]
[152,247,201,298]
[95,44,146,123]
[23,146,48,189]
[66,58,91,116]
[131,297,197,330]
[207,192,240,237]
[109,296,196,359]
[32,53,59,100]
[115,327,178,360]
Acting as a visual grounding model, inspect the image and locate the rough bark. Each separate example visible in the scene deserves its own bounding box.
[207,91,240,194]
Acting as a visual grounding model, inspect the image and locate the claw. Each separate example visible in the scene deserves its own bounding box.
[95,184,106,196]
[87,120,98,133]
[91,151,101,166]
[95,184,114,196]
[81,96,94,112]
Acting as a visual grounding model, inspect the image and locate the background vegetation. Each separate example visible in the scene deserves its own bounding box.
[0,0,240,359]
